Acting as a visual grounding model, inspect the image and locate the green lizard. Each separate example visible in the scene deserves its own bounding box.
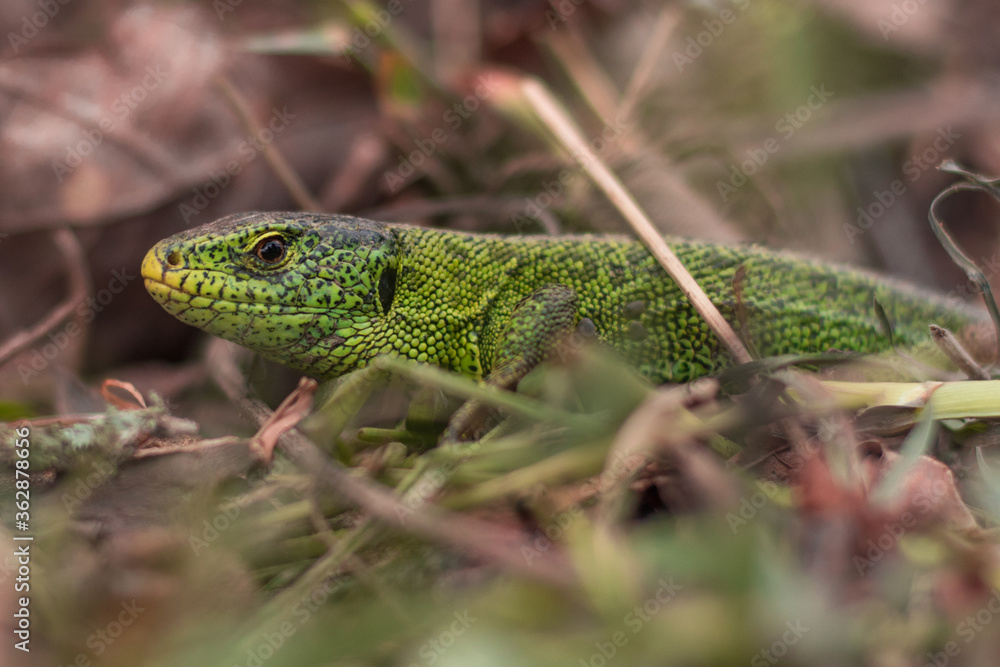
[141,212,987,411]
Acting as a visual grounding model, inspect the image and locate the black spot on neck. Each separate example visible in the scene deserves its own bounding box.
[378,268,397,314]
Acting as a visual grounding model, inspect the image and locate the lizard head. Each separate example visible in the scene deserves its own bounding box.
[141,211,399,376]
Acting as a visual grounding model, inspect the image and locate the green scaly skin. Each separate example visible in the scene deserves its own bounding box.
[142,212,980,390]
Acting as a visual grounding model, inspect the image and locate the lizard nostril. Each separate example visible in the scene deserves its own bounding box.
[166,251,182,267]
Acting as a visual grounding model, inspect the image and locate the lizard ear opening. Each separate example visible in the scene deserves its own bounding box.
[378,267,397,314]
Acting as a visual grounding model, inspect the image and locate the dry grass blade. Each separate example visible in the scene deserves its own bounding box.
[616,6,682,122]
[215,75,324,212]
[519,77,753,365]
[545,28,622,124]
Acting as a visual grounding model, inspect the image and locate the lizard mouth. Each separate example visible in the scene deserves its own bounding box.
[142,263,306,353]
[141,246,190,309]
[142,277,198,310]
[141,246,218,310]
[142,244,254,308]
[141,246,329,320]
[142,244,249,316]
[142,276,176,305]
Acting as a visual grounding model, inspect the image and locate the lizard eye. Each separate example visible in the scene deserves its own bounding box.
[254,236,286,264]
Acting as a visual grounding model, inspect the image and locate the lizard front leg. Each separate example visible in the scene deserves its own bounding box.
[443,284,579,441]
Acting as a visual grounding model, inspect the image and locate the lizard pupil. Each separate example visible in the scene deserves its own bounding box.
[255,237,286,263]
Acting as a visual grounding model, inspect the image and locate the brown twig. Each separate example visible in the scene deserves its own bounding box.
[215,75,324,212]
[0,228,90,368]
[930,324,991,380]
